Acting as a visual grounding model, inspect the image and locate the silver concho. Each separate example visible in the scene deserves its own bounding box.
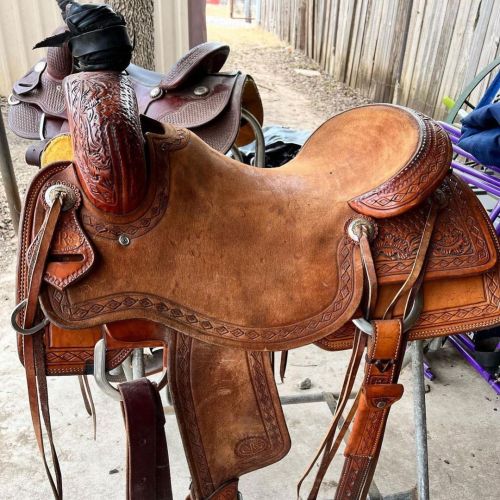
[347,217,377,243]
[150,87,163,99]
[193,86,209,97]
[118,234,131,246]
[44,184,78,211]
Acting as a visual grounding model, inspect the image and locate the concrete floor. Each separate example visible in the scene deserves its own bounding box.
[0,246,499,500]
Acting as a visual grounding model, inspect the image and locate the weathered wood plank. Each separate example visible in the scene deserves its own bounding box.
[259,0,500,118]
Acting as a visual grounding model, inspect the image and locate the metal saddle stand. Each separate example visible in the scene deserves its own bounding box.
[94,340,430,500]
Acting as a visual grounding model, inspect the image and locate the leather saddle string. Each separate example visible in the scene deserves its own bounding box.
[279,350,288,382]
[22,196,64,500]
[336,200,442,500]
[296,330,366,497]
[78,375,97,440]
[383,200,440,320]
[297,230,375,499]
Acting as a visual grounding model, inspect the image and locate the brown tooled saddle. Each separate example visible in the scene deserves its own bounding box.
[13,4,500,500]
[15,71,500,499]
[8,36,262,165]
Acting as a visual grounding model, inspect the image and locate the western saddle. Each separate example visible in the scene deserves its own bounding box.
[11,3,500,499]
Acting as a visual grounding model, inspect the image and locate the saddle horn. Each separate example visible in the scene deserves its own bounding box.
[42,1,147,214]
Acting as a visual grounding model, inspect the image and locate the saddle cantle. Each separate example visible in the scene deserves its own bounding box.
[14,3,500,499]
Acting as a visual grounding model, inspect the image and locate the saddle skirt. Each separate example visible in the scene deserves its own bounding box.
[17,102,500,352]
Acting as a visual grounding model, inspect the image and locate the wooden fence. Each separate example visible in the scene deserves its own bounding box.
[259,0,500,119]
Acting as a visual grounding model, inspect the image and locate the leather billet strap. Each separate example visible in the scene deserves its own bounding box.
[334,201,440,500]
[303,199,441,499]
[335,319,405,499]
[16,194,65,500]
[119,379,173,500]
[300,229,375,499]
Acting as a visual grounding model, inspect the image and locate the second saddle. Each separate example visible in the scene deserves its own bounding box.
[14,3,500,499]
[8,35,262,164]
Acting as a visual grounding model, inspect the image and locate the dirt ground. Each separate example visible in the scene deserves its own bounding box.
[0,9,498,500]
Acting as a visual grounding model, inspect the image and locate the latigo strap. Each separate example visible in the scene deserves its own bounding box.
[119,378,172,500]
[15,193,65,499]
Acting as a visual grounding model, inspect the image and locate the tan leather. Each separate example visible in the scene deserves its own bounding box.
[168,332,290,499]
[15,69,500,500]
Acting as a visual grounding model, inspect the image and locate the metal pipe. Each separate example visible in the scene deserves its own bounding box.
[438,121,461,136]
[0,111,21,233]
[451,161,500,188]
[241,108,266,168]
[412,341,430,500]
[131,348,145,379]
[280,392,352,405]
[489,200,500,223]
[457,171,500,197]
